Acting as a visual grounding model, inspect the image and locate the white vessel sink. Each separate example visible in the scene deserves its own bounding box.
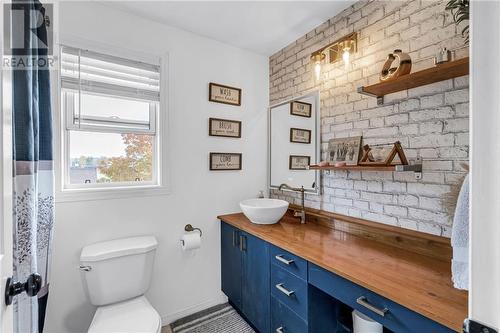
[239,199,289,225]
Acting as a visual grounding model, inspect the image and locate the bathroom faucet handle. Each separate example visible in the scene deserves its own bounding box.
[293,210,305,216]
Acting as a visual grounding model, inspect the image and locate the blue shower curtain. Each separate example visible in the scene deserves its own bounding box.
[12,1,54,332]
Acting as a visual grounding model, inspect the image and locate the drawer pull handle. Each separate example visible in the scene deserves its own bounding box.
[239,235,246,252]
[275,255,295,265]
[276,283,295,297]
[356,296,388,317]
[276,327,284,333]
[232,230,238,247]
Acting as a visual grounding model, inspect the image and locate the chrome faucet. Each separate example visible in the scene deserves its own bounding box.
[278,183,306,224]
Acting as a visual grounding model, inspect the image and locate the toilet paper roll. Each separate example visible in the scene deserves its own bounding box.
[352,310,383,333]
[181,232,201,251]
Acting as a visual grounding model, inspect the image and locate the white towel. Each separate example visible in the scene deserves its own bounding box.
[451,174,469,290]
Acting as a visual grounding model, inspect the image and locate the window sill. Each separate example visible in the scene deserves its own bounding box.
[55,185,170,203]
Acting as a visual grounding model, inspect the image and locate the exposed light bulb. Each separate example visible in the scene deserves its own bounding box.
[311,52,325,82]
[342,49,350,68]
[314,61,322,80]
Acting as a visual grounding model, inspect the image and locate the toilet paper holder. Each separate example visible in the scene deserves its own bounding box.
[184,224,202,237]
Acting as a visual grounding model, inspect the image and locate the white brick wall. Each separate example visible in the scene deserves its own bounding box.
[269,0,469,237]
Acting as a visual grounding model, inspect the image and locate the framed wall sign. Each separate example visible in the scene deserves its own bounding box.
[290,128,311,144]
[290,101,312,117]
[210,153,242,171]
[209,82,242,106]
[209,118,242,138]
[289,155,310,170]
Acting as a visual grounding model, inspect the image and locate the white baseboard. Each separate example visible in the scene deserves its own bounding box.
[161,294,228,326]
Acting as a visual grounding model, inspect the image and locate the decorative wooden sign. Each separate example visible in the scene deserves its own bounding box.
[209,118,242,138]
[210,153,242,171]
[289,155,310,170]
[209,83,242,106]
[290,101,312,117]
[290,128,311,144]
[359,141,409,166]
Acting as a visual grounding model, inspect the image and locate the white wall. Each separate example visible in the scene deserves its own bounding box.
[470,0,500,328]
[46,3,269,332]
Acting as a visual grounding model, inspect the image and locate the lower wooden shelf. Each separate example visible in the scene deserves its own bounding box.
[308,164,397,171]
[308,163,423,179]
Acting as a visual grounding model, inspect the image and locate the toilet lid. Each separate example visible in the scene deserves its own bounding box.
[88,296,161,333]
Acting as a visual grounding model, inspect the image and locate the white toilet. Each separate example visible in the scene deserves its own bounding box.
[80,236,161,333]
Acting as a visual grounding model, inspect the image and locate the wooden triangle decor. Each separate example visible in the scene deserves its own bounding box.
[359,141,409,166]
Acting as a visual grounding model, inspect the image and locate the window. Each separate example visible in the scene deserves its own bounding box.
[60,46,162,190]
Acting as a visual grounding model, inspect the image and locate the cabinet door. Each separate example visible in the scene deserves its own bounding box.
[241,232,270,333]
[221,222,242,309]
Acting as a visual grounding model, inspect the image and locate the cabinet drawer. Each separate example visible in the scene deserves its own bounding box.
[271,296,308,333]
[270,245,307,280]
[308,264,456,333]
[271,265,308,319]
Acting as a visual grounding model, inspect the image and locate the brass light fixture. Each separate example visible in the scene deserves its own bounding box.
[311,52,326,81]
[310,32,358,80]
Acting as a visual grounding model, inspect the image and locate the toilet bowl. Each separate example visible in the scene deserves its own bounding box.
[88,296,161,333]
[80,236,161,333]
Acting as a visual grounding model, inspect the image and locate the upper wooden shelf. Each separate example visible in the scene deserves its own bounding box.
[358,57,469,105]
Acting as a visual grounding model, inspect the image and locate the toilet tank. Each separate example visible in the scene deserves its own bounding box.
[80,236,158,306]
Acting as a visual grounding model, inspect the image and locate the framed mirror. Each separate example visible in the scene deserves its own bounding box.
[269,91,320,194]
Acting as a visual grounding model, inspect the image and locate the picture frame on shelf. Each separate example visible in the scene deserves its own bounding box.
[328,136,362,166]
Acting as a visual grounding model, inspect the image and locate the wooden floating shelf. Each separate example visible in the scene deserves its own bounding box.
[308,162,423,179]
[308,164,396,171]
[358,57,469,105]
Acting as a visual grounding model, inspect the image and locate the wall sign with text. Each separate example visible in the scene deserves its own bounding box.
[210,153,242,171]
[209,82,242,106]
[289,155,310,170]
[209,118,242,138]
[290,101,312,117]
[290,128,311,144]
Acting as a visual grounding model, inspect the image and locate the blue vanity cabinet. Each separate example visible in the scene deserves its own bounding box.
[221,221,457,333]
[271,296,308,333]
[221,222,242,309]
[241,231,270,333]
[220,222,270,333]
[269,245,309,333]
[308,263,457,333]
[269,245,308,280]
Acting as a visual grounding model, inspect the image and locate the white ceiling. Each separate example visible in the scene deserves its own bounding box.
[104,1,355,56]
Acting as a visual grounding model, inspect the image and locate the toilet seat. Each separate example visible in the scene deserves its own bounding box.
[88,296,161,333]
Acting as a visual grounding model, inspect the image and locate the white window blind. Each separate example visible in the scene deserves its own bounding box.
[61,45,160,134]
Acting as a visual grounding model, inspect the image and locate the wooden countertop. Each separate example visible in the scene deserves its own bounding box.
[218,212,468,332]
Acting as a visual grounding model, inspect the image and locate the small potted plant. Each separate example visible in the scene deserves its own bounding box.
[446,0,469,44]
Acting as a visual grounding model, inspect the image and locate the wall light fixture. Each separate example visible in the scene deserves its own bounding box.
[311,52,326,81]
[309,32,358,80]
